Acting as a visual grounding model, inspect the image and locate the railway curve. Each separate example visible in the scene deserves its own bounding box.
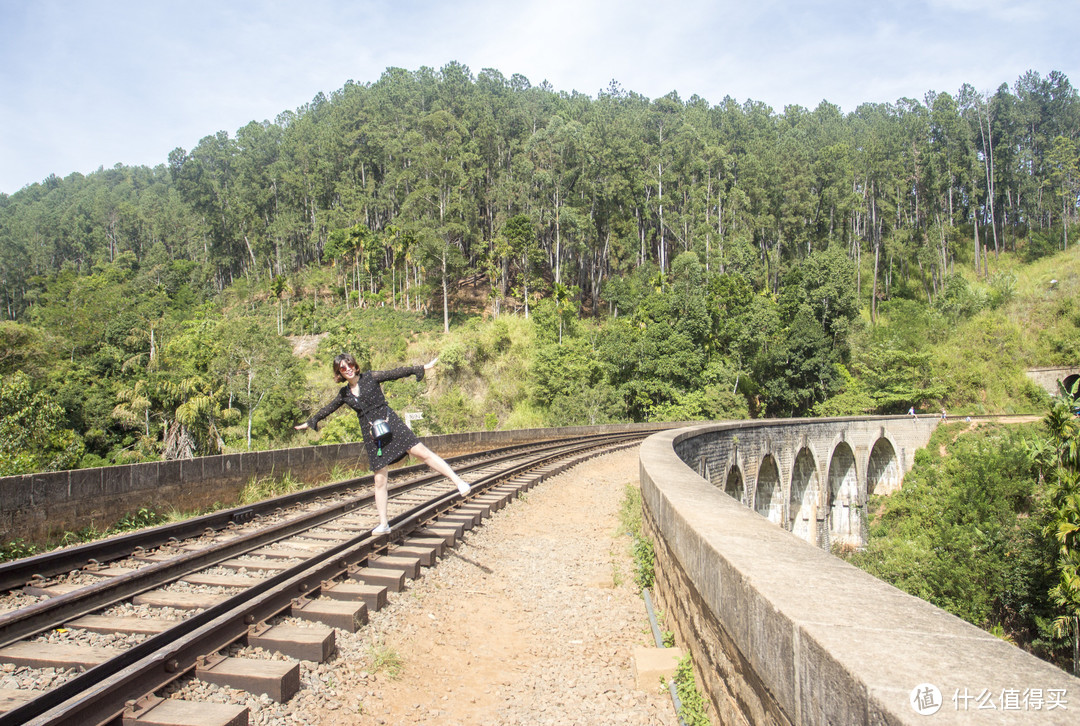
[0,429,658,726]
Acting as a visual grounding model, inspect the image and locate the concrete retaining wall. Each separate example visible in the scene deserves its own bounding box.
[0,423,665,545]
[639,421,1079,725]
[1025,367,1080,397]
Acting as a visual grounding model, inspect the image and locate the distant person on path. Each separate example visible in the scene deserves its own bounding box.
[909,406,917,421]
[941,407,947,421]
[295,353,470,534]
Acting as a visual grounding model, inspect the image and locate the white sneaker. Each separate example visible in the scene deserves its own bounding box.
[457,481,471,495]
[372,523,391,535]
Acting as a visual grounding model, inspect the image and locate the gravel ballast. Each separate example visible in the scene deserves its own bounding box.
[174,445,682,725]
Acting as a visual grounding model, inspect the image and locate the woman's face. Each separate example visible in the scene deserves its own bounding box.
[339,359,358,378]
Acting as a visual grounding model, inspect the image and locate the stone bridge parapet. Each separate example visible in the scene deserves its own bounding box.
[639,417,1079,725]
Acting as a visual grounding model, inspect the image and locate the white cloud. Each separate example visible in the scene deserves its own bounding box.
[925,0,1046,23]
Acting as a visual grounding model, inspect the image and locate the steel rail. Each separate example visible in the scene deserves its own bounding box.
[0,433,646,649]
[1,433,646,726]
[0,432,646,593]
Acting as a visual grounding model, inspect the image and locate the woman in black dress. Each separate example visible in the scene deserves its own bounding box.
[295,353,470,534]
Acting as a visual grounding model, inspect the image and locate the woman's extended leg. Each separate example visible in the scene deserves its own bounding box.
[372,466,391,532]
[408,443,470,494]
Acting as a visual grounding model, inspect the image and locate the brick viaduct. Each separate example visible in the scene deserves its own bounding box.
[639,415,1079,725]
[688,416,922,551]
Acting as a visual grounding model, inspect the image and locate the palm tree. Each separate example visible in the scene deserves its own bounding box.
[122,316,162,372]
[162,375,237,458]
[113,379,154,438]
[270,275,289,334]
[552,282,571,344]
[1042,382,1080,674]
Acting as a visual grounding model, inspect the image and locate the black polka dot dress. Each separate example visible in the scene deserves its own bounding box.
[305,365,424,467]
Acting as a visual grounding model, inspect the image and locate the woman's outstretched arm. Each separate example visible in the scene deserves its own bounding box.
[294,389,345,431]
[371,363,427,384]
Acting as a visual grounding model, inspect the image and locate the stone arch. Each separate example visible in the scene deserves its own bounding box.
[827,442,861,549]
[1064,373,1079,397]
[789,447,819,543]
[724,465,745,504]
[755,455,783,525]
[867,437,900,495]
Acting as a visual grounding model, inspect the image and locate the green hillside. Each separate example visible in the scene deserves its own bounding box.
[1,239,1077,476]
[1,64,1078,473]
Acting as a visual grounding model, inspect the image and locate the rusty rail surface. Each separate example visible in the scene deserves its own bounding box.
[0,430,652,726]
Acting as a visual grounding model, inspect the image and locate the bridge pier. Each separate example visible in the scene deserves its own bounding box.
[677,418,928,551]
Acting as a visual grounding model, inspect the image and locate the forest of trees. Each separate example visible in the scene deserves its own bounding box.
[2,64,1078,322]
[0,63,1078,475]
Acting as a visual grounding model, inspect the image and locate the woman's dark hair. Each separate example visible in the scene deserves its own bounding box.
[332,352,360,383]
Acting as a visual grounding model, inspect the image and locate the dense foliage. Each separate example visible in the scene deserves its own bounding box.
[846,424,1045,629]
[1035,383,1080,665]
[843,396,1080,671]
[0,64,1077,472]
[2,64,1077,322]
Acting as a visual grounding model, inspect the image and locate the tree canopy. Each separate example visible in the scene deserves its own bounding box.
[2,65,1077,323]
[0,63,1077,468]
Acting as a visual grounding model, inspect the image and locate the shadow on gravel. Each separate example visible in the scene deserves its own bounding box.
[447,549,495,574]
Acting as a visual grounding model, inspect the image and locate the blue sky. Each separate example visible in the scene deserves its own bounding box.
[0,0,1076,195]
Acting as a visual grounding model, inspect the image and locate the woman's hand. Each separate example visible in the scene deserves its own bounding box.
[294,423,309,431]
[423,357,439,371]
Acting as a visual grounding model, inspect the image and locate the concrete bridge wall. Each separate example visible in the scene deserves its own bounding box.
[0,422,669,545]
[639,417,1079,725]
[1025,366,1080,397]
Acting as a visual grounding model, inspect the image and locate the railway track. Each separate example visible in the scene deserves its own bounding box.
[0,430,653,726]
